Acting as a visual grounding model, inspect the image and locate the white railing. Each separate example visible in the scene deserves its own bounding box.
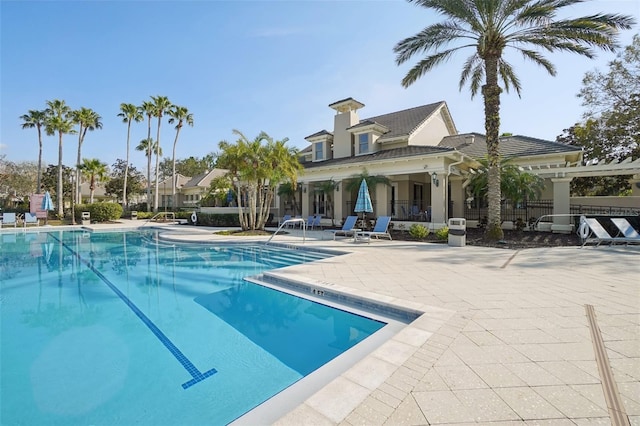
[140,212,177,227]
[266,217,306,245]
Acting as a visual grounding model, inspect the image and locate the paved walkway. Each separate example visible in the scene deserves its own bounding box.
[148,224,639,425]
[23,222,640,424]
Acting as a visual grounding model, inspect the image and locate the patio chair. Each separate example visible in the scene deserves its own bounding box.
[579,217,626,247]
[610,218,640,241]
[278,214,292,228]
[1,212,17,228]
[324,215,358,240]
[24,212,39,227]
[356,216,392,243]
[308,214,322,230]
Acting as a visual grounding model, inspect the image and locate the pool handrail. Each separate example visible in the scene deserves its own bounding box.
[267,217,306,244]
[140,211,177,227]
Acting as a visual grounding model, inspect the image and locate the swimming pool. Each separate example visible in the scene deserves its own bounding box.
[0,229,393,425]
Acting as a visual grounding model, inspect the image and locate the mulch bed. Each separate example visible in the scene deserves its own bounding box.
[390,226,581,250]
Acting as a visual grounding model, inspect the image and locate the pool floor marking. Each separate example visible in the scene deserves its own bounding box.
[51,233,217,389]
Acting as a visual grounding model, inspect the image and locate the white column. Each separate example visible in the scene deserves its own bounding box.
[430,171,446,227]
[449,176,465,218]
[301,184,310,218]
[375,183,390,217]
[333,183,343,226]
[551,177,573,233]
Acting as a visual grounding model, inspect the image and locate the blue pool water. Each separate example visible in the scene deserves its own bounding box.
[0,229,386,425]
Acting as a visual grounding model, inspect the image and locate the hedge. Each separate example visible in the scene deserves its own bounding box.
[189,213,240,227]
[75,203,123,223]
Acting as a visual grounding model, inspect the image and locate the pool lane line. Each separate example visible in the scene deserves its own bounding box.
[585,304,630,426]
[50,233,217,390]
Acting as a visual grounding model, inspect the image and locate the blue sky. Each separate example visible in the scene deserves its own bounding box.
[1,0,638,175]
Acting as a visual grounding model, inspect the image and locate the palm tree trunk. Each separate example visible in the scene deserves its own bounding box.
[146,117,152,212]
[171,126,181,210]
[37,126,43,193]
[57,132,64,218]
[123,122,131,209]
[482,56,504,241]
[76,129,83,205]
[154,120,161,212]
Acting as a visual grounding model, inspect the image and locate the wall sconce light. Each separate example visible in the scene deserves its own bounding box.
[303,185,307,194]
[335,182,340,192]
[432,172,439,187]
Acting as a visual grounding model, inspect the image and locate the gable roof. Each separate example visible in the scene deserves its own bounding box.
[183,169,228,188]
[304,129,333,140]
[439,133,582,159]
[303,145,454,169]
[362,101,446,142]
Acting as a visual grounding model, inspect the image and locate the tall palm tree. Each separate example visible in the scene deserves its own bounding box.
[150,95,172,212]
[78,158,108,203]
[44,99,76,218]
[167,105,194,209]
[136,138,162,208]
[118,103,143,209]
[71,107,102,204]
[394,0,635,240]
[20,109,47,193]
[139,101,155,211]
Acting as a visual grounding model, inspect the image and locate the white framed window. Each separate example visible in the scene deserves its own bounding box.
[358,133,369,154]
[314,142,323,160]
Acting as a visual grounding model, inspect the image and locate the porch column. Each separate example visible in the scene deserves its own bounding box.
[551,177,572,233]
[375,183,390,217]
[430,171,446,227]
[449,176,465,218]
[301,184,310,218]
[631,174,640,196]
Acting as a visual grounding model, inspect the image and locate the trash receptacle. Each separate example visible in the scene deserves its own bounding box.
[131,211,138,220]
[81,211,90,225]
[448,218,466,247]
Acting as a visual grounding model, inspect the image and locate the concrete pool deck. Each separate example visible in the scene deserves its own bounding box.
[9,222,639,424]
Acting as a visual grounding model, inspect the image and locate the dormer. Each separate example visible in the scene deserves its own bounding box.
[304,129,334,162]
[329,97,364,159]
[347,120,389,155]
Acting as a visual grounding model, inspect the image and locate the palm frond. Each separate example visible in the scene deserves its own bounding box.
[401,47,468,88]
[516,48,556,75]
[459,53,483,92]
[497,59,522,96]
[394,22,471,65]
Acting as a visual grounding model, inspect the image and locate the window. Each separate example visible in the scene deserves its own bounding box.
[358,133,369,154]
[314,142,323,160]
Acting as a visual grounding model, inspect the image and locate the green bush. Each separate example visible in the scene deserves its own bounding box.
[435,226,449,241]
[75,203,123,223]
[408,224,429,239]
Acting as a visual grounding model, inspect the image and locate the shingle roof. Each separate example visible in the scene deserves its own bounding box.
[304,129,333,140]
[363,102,445,142]
[302,145,454,169]
[183,169,228,188]
[439,133,582,159]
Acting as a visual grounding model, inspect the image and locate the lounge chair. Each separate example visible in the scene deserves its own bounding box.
[324,215,358,240]
[24,212,39,227]
[308,214,322,230]
[1,212,17,228]
[356,216,392,243]
[579,217,629,247]
[611,218,640,241]
[278,214,292,228]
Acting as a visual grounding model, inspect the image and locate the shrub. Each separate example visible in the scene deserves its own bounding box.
[75,203,123,222]
[408,224,429,239]
[191,213,240,227]
[435,226,449,240]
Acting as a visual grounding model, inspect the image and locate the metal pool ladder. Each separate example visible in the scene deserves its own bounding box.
[267,217,306,245]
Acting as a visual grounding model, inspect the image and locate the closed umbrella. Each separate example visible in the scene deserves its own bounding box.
[41,191,53,225]
[353,179,373,225]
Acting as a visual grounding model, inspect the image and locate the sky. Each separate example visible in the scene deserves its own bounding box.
[1,0,638,176]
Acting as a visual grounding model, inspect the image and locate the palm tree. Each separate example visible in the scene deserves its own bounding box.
[118,103,143,209]
[136,138,162,208]
[217,130,301,230]
[150,95,173,212]
[139,101,155,211]
[20,109,47,193]
[71,107,102,204]
[44,99,76,218]
[167,105,194,209]
[394,0,635,240]
[78,158,108,203]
